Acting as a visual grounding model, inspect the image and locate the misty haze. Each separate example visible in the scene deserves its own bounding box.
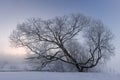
[0,0,120,80]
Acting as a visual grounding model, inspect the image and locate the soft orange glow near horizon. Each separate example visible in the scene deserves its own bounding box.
[7,47,26,57]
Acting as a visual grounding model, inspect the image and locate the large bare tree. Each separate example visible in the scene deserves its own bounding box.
[10,14,113,72]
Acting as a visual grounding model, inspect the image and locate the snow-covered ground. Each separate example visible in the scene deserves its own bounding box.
[0,72,119,80]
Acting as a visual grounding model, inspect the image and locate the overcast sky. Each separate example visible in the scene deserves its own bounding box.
[0,0,120,72]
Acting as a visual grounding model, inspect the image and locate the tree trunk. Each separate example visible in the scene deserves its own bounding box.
[75,64,86,72]
[75,64,83,72]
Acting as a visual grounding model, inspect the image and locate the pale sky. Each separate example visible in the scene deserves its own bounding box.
[0,0,120,72]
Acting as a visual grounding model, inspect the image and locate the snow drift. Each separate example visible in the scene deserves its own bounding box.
[0,72,119,80]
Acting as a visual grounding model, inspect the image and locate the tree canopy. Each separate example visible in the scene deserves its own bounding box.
[10,13,114,72]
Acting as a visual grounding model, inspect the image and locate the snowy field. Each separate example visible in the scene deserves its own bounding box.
[0,72,119,80]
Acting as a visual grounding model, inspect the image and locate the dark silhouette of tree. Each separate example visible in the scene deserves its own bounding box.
[10,14,114,72]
